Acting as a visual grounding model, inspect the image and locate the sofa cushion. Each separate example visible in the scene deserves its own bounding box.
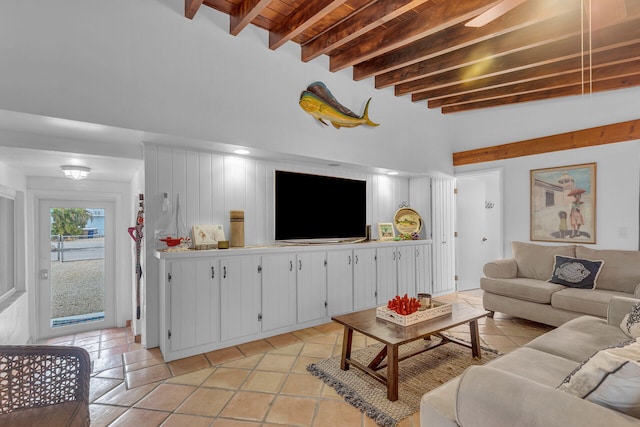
[525,315,631,363]
[576,246,640,293]
[551,288,628,318]
[559,338,640,418]
[549,255,604,289]
[486,347,579,387]
[620,302,640,338]
[481,277,565,304]
[483,258,517,279]
[512,241,576,281]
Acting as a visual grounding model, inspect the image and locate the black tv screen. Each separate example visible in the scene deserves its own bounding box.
[275,170,366,242]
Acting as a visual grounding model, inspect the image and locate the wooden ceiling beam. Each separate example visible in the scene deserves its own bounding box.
[230,0,271,36]
[427,44,640,107]
[353,0,580,81]
[185,0,205,19]
[452,119,640,166]
[396,15,640,97]
[301,0,431,63]
[443,73,640,114]
[375,11,581,89]
[328,0,503,72]
[269,0,348,50]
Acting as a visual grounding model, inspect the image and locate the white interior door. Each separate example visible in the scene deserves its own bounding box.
[455,171,503,291]
[38,199,116,339]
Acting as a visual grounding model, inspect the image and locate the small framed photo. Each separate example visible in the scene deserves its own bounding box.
[530,162,596,244]
[378,223,395,241]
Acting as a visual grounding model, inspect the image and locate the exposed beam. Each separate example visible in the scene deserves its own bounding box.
[353,0,579,81]
[269,0,348,50]
[427,46,640,108]
[230,0,271,36]
[443,74,640,113]
[452,119,640,166]
[376,11,581,89]
[328,0,502,72]
[301,0,431,63]
[185,0,204,20]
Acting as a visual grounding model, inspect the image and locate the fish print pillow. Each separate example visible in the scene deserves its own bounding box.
[621,302,640,338]
[548,255,604,289]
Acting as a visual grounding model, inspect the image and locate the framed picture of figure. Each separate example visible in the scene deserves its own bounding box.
[530,163,596,244]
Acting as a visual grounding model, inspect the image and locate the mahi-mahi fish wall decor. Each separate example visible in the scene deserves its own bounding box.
[299,82,379,129]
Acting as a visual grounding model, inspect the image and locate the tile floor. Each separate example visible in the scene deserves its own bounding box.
[38,290,554,427]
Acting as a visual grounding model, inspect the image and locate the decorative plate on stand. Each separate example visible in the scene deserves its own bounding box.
[394,207,423,235]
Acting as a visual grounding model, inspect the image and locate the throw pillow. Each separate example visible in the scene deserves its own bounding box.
[548,255,604,289]
[620,302,640,338]
[558,338,640,417]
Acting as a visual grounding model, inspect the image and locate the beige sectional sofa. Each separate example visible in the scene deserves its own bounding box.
[480,241,640,327]
[420,296,640,427]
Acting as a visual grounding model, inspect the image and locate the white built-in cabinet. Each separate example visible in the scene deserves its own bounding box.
[156,240,437,362]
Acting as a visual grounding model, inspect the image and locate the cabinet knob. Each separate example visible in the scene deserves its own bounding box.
[348,255,352,265]
[290,260,293,271]
[223,266,227,278]
[211,266,215,279]
[299,259,302,270]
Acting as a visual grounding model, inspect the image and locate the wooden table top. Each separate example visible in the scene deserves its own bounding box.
[332,303,489,346]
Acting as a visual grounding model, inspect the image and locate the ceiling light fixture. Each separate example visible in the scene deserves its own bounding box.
[233,149,250,155]
[387,171,399,176]
[61,165,91,180]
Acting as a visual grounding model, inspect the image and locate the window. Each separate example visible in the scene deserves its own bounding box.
[0,189,15,301]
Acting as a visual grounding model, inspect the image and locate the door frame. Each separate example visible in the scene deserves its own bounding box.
[35,193,117,340]
[455,168,504,290]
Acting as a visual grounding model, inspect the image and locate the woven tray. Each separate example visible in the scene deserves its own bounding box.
[376,301,452,326]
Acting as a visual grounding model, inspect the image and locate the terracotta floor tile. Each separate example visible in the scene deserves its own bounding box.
[299,343,335,359]
[75,329,102,339]
[92,353,124,373]
[211,419,262,427]
[110,407,170,427]
[292,356,323,374]
[280,373,323,397]
[100,344,131,358]
[201,367,250,389]
[176,388,234,417]
[161,413,215,427]
[101,337,128,349]
[269,342,304,356]
[123,347,164,365]
[306,333,339,346]
[237,339,275,356]
[205,346,244,365]
[168,354,211,376]
[89,377,121,402]
[95,382,159,407]
[265,395,316,426]
[165,368,215,386]
[313,322,344,335]
[265,332,301,348]
[291,327,324,341]
[219,391,274,421]
[125,357,166,372]
[320,383,342,399]
[75,335,100,346]
[89,403,128,427]
[126,363,172,388]
[94,366,124,380]
[240,370,286,393]
[255,353,296,372]
[135,383,196,411]
[222,354,263,369]
[312,398,363,427]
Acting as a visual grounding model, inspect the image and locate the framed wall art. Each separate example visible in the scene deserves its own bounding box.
[530,163,596,244]
[378,223,395,241]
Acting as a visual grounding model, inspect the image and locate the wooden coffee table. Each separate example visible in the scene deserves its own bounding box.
[331,303,490,401]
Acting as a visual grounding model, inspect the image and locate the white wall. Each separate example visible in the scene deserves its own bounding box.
[455,142,640,254]
[0,163,29,344]
[0,0,450,176]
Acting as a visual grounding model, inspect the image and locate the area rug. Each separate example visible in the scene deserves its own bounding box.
[307,337,500,427]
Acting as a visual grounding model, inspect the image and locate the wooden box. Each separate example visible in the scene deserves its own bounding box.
[376,301,452,326]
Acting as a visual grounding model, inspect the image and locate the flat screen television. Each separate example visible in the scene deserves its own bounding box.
[275,170,366,242]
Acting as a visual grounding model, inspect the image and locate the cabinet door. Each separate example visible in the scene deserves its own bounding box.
[376,247,398,305]
[297,252,327,323]
[169,258,220,352]
[327,250,354,316]
[353,248,377,310]
[261,254,297,331]
[220,255,262,341]
[396,245,416,297]
[415,243,433,295]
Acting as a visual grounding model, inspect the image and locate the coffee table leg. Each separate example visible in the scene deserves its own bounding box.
[469,319,481,359]
[340,326,353,370]
[387,344,399,401]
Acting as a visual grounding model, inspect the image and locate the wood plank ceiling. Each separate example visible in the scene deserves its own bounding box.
[186,0,640,114]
